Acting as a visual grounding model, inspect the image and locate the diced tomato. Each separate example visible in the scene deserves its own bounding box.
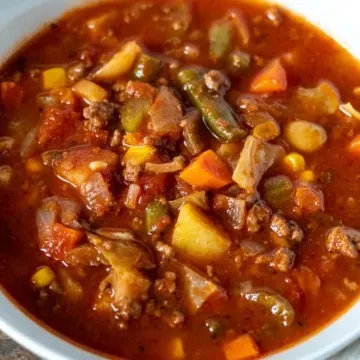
[38,107,82,146]
[1,82,24,109]
[294,185,324,214]
[41,223,84,261]
[138,173,170,207]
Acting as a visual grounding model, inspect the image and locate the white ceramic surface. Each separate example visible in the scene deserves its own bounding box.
[0,0,360,359]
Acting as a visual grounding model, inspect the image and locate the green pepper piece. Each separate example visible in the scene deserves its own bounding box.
[209,19,233,61]
[133,53,161,82]
[178,68,247,142]
[263,175,294,209]
[235,282,295,327]
[121,98,152,133]
[145,198,170,234]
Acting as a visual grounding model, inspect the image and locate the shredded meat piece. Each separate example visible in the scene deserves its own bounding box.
[83,101,119,131]
[204,70,230,94]
[256,247,295,272]
[154,272,177,298]
[123,162,141,183]
[325,226,360,258]
[67,63,86,82]
[246,201,272,233]
[155,241,175,262]
[270,213,304,246]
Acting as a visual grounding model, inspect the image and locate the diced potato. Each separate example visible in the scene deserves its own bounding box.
[123,145,155,166]
[179,262,220,314]
[285,120,327,153]
[31,266,55,288]
[172,203,230,264]
[169,337,185,359]
[72,79,108,102]
[93,41,141,81]
[42,68,67,90]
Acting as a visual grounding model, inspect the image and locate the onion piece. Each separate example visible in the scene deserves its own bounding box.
[145,156,185,173]
[124,184,141,209]
[213,194,246,230]
[169,191,208,212]
[149,86,182,136]
[339,102,360,121]
[0,137,15,153]
[20,128,38,158]
[94,228,135,241]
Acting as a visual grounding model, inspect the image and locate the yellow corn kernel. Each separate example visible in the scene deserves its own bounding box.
[31,266,56,288]
[123,146,155,166]
[283,152,305,173]
[299,170,317,183]
[26,157,44,174]
[169,338,185,359]
[42,68,67,90]
[72,79,108,103]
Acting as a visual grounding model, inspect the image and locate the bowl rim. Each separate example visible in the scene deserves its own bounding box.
[0,1,360,359]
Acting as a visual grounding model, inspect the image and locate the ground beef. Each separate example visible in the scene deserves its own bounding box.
[154,271,177,298]
[246,201,272,233]
[256,247,295,272]
[83,101,119,131]
[67,63,86,82]
[270,213,304,245]
[204,70,230,94]
[155,241,175,262]
[325,226,360,258]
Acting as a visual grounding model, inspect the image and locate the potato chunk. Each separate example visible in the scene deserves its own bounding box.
[172,203,230,264]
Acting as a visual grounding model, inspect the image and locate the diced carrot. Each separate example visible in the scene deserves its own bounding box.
[348,134,360,155]
[223,334,260,360]
[1,81,24,108]
[227,9,250,46]
[250,59,287,93]
[41,223,84,261]
[179,150,232,189]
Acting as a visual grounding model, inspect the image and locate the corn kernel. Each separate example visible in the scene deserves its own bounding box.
[72,79,108,103]
[299,170,317,183]
[42,68,67,90]
[26,157,44,174]
[123,146,155,166]
[283,152,306,173]
[31,266,55,288]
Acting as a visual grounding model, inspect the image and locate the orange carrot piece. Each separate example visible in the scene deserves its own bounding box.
[224,334,260,360]
[227,9,250,46]
[180,150,232,189]
[250,59,287,93]
[348,134,360,155]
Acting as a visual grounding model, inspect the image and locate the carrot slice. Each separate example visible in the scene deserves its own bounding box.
[179,150,232,189]
[250,59,287,93]
[349,134,360,155]
[223,334,260,360]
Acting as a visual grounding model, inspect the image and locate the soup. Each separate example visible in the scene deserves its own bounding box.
[1,0,360,359]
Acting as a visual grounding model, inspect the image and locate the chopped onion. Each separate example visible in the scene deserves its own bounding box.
[94,228,135,241]
[339,102,360,121]
[145,156,185,173]
[0,137,15,153]
[0,165,13,186]
[125,184,141,209]
[20,128,38,158]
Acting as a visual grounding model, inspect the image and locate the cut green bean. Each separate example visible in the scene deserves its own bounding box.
[145,198,170,234]
[178,68,247,142]
[133,54,161,82]
[209,19,233,61]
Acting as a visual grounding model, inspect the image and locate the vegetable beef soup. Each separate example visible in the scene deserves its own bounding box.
[1,0,360,359]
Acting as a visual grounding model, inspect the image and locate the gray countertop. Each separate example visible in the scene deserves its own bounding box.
[0,330,359,360]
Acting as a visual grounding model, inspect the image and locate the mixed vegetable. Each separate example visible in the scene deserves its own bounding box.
[1,1,360,360]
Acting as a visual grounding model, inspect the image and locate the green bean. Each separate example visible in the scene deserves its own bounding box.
[209,19,233,61]
[133,54,161,82]
[177,68,247,142]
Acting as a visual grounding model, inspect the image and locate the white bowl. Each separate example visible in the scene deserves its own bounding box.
[0,0,360,359]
